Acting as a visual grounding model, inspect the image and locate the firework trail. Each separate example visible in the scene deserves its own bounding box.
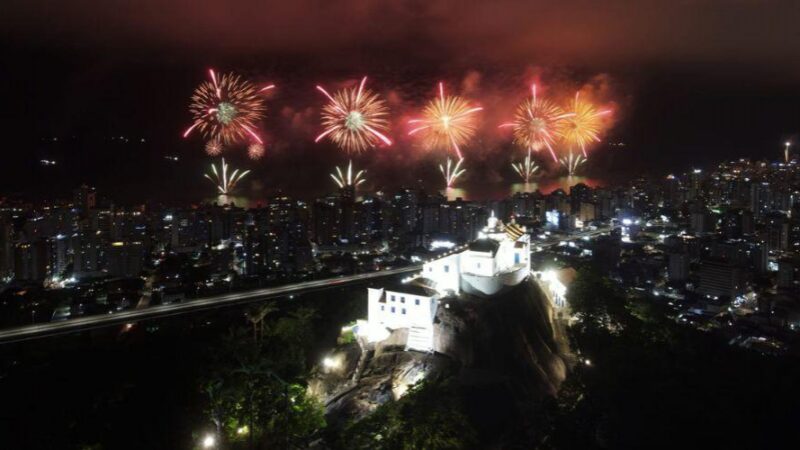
[560,150,586,177]
[184,69,273,148]
[439,157,466,188]
[316,77,392,153]
[561,91,611,157]
[330,160,366,188]
[204,158,250,195]
[409,83,482,158]
[512,150,540,183]
[500,84,572,162]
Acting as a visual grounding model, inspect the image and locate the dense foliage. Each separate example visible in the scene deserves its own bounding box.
[540,267,800,449]
[338,379,478,450]
[200,306,326,449]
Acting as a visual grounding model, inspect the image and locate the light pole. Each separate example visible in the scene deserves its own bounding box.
[785,141,791,163]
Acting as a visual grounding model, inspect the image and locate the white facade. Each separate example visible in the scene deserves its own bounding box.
[425,213,531,296]
[366,287,439,352]
[422,253,461,295]
[460,248,497,277]
[361,214,531,352]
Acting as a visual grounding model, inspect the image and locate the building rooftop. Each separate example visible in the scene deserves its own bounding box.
[468,239,500,256]
[383,278,439,297]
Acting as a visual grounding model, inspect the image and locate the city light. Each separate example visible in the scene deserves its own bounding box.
[3,3,798,448]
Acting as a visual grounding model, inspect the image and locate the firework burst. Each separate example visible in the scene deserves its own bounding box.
[500,84,572,162]
[184,69,273,147]
[248,143,265,160]
[315,77,392,153]
[561,91,611,157]
[511,150,540,183]
[439,157,466,188]
[205,139,223,156]
[204,158,250,195]
[560,151,586,177]
[330,160,366,188]
[409,83,482,158]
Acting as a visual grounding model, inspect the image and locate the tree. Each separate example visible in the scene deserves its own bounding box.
[567,267,627,332]
[245,304,277,341]
[341,380,478,450]
[200,307,325,449]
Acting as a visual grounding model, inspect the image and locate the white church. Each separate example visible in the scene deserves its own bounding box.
[357,213,530,352]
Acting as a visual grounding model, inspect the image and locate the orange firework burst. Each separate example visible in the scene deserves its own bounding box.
[248,143,265,160]
[205,139,223,156]
[184,69,273,147]
[561,92,611,157]
[408,83,482,158]
[315,77,392,154]
[500,84,572,162]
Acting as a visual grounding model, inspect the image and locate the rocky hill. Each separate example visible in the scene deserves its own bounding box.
[309,278,571,431]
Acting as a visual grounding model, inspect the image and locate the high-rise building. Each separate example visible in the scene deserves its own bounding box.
[579,202,597,222]
[765,214,789,252]
[696,259,743,299]
[14,240,50,281]
[668,252,690,283]
[776,259,796,289]
[106,241,145,278]
[0,219,14,279]
[73,184,97,214]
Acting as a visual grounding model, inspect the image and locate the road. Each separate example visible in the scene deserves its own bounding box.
[0,227,616,345]
[533,225,617,251]
[0,265,421,344]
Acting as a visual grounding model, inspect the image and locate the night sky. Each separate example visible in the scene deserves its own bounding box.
[2,0,799,203]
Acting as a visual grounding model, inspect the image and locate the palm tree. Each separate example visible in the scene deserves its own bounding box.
[245,304,277,341]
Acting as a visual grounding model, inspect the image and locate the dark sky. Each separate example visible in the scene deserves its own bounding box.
[1,0,799,203]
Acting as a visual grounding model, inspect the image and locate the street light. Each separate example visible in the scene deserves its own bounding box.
[202,434,216,449]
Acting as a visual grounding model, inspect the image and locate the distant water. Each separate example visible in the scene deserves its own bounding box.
[441,176,605,201]
[198,176,607,208]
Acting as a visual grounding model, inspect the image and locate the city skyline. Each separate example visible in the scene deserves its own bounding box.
[3,2,800,201]
[2,2,800,449]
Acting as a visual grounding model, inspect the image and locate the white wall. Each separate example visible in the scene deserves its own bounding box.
[368,287,437,331]
[459,251,496,277]
[423,253,461,294]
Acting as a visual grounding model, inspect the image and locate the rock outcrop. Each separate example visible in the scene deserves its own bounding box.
[435,278,569,397]
[310,278,570,425]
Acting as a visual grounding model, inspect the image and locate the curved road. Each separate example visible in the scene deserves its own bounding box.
[0,265,421,344]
